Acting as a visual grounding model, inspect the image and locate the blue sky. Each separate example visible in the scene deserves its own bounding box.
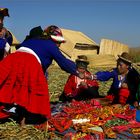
[1,0,140,47]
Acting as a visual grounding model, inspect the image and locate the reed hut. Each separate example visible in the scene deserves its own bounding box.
[99,39,129,59]
[60,29,99,61]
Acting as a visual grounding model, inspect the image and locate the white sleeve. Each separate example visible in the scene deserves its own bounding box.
[4,42,11,52]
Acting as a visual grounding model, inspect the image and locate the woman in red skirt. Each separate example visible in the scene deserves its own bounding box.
[0,25,77,125]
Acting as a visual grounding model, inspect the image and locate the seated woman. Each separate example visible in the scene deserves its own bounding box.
[95,52,140,106]
[59,55,102,102]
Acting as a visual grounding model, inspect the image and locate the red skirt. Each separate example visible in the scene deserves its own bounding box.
[0,52,51,118]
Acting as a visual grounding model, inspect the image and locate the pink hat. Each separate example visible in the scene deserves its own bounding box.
[44,25,65,43]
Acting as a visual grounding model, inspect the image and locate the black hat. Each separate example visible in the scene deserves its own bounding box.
[76,55,89,65]
[0,8,9,17]
[29,26,43,38]
[118,52,133,64]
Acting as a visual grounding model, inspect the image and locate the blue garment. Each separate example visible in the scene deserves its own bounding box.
[0,38,6,49]
[20,38,77,75]
[96,68,120,89]
[136,110,140,122]
[130,106,140,122]
[5,31,13,46]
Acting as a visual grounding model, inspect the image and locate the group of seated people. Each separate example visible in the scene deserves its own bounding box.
[60,52,140,109]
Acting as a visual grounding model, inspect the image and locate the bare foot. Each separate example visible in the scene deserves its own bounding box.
[20,117,26,126]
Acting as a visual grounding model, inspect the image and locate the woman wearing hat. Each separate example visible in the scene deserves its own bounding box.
[0,25,78,125]
[95,52,140,106]
[0,8,13,60]
[59,55,101,102]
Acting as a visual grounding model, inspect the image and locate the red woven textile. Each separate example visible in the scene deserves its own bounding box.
[0,52,51,118]
[119,88,130,104]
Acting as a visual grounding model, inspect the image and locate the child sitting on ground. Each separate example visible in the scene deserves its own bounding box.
[59,55,103,102]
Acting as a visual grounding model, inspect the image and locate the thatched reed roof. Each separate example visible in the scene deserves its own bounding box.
[60,29,99,57]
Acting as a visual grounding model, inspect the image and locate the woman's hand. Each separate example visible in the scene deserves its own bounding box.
[79,81,88,88]
[121,83,128,88]
[133,101,139,108]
